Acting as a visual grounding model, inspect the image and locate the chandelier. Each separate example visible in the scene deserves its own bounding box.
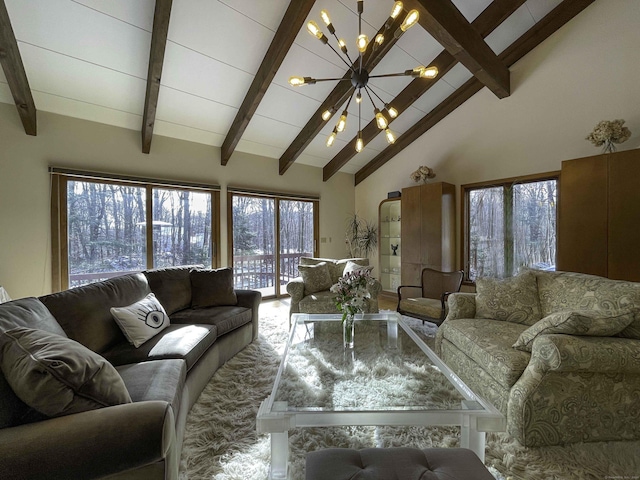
[289,1,438,153]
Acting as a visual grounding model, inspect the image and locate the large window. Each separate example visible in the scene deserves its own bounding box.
[228,189,318,298]
[463,173,558,281]
[51,169,219,290]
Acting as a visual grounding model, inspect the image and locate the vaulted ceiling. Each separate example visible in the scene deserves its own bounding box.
[0,0,594,184]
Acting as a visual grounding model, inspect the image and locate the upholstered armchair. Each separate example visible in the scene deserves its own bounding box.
[286,257,381,320]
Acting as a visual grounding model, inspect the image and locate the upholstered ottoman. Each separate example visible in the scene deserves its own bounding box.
[305,447,494,480]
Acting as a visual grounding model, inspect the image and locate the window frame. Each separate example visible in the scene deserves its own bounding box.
[461,170,560,283]
[226,188,319,299]
[50,168,220,291]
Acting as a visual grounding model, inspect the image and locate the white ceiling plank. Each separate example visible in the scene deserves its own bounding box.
[7,0,151,79]
[395,28,444,67]
[154,120,225,148]
[254,82,322,127]
[525,0,564,22]
[451,0,494,23]
[241,115,302,150]
[32,90,142,131]
[440,63,474,90]
[168,0,278,75]
[20,44,145,116]
[218,0,291,31]
[485,5,536,55]
[155,86,238,139]
[161,42,254,110]
[410,80,456,114]
[71,0,155,31]
[236,138,287,160]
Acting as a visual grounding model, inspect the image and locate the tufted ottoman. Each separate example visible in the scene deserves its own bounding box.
[305,447,494,480]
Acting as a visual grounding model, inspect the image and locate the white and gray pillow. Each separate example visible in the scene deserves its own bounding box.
[110,293,170,347]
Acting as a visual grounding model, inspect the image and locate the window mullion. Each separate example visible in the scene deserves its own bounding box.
[145,186,154,269]
[504,185,514,277]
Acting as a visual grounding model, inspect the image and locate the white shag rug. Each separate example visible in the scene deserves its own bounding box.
[179,312,640,480]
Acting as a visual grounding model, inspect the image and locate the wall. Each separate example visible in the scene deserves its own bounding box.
[356,0,640,274]
[0,104,355,298]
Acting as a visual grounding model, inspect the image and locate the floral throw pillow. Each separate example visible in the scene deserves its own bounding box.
[298,262,333,296]
[475,271,542,325]
[513,309,636,352]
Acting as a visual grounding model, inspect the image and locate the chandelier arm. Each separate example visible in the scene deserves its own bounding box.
[363,83,388,106]
[314,77,354,83]
[330,32,355,65]
[367,72,412,79]
[363,86,378,109]
[325,43,357,72]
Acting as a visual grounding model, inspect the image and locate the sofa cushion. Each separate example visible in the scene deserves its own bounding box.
[102,324,217,370]
[440,319,530,389]
[513,310,636,352]
[533,269,640,340]
[144,265,199,315]
[299,262,333,295]
[0,327,132,418]
[190,268,238,308]
[476,271,542,325]
[170,306,252,336]
[300,257,369,284]
[40,273,151,354]
[110,293,170,348]
[116,359,186,420]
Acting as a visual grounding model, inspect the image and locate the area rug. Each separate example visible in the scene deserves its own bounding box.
[179,313,640,479]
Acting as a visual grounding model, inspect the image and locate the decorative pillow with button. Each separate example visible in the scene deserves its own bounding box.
[0,327,132,418]
[110,293,170,347]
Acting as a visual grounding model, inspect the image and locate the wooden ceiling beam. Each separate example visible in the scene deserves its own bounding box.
[221,0,316,166]
[404,0,510,99]
[323,0,524,181]
[141,0,172,154]
[278,14,404,176]
[0,0,36,135]
[354,0,595,186]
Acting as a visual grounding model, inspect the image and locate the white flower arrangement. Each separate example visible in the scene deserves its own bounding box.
[330,269,375,321]
[586,119,631,153]
[410,166,436,184]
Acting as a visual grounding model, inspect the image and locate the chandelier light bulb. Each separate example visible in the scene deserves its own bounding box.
[355,132,364,152]
[400,9,419,32]
[422,66,439,78]
[338,38,348,54]
[307,21,323,40]
[356,92,362,104]
[336,111,348,132]
[356,34,369,53]
[390,2,404,19]
[320,10,331,26]
[385,128,397,144]
[321,109,333,121]
[386,105,398,118]
[288,76,306,87]
[375,33,384,46]
[326,128,337,147]
[374,109,388,130]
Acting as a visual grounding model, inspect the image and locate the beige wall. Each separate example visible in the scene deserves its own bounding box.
[356,0,640,274]
[0,105,355,298]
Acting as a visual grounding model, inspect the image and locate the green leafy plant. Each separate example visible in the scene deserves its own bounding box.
[345,214,377,258]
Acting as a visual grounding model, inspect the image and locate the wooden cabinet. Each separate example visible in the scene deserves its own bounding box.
[400,182,456,289]
[378,199,402,298]
[557,149,640,281]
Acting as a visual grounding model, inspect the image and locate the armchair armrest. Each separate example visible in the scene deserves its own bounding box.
[0,401,175,480]
[445,292,477,320]
[397,285,422,301]
[286,277,305,304]
[530,334,640,374]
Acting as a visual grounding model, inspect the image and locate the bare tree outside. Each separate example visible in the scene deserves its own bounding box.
[467,179,557,280]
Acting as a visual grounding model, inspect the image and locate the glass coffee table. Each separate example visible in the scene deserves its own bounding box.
[256,312,504,479]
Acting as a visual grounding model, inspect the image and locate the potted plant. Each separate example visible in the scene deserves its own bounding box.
[345,214,377,258]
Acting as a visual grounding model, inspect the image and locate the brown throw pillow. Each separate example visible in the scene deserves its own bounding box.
[0,327,132,418]
[190,268,238,308]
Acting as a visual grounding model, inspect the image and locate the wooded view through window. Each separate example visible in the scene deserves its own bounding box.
[465,178,557,281]
[66,179,215,287]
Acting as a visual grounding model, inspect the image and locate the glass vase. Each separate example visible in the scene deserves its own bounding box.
[343,313,355,349]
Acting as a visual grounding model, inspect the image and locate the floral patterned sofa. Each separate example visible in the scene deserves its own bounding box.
[286,257,381,320]
[435,268,640,447]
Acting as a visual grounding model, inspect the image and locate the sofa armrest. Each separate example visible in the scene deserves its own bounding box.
[236,289,262,340]
[530,334,640,374]
[0,401,175,480]
[367,279,382,298]
[445,292,477,320]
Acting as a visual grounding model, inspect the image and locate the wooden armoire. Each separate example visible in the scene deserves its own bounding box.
[557,148,640,281]
[400,182,456,288]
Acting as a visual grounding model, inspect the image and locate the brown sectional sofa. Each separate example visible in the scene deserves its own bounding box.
[0,266,261,480]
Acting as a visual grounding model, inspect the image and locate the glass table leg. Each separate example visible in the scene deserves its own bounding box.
[270,431,289,479]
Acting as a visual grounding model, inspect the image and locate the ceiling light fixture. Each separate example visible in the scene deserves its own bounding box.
[288,1,439,153]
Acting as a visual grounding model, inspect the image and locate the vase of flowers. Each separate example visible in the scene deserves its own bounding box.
[586,119,631,153]
[330,269,375,349]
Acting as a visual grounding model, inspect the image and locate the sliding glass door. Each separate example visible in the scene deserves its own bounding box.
[229,192,317,298]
